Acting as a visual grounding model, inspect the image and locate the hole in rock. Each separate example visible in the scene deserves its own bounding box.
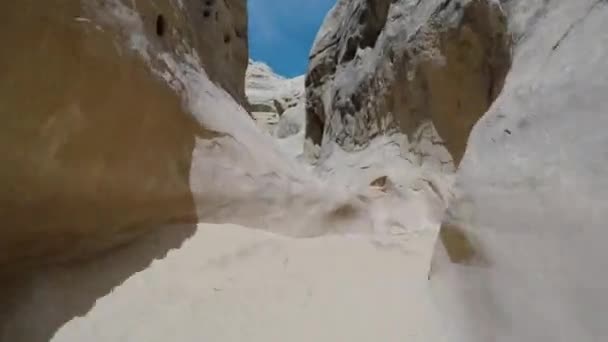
[155,15,166,37]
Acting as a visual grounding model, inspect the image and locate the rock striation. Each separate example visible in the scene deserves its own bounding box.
[305,0,511,164]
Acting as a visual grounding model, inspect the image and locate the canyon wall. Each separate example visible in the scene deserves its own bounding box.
[4,0,607,340]
[305,0,511,164]
[0,0,247,274]
[430,0,608,341]
[307,0,608,340]
[1,2,406,340]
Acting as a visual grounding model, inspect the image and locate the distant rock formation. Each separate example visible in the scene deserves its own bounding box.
[246,60,305,133]
[305,0,511,164]
[0,0,248,274]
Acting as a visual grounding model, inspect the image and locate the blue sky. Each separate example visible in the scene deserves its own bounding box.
[248,0,336,77]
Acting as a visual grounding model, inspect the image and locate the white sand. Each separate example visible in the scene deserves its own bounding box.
[3,223,445,341]
[48,224,444,342]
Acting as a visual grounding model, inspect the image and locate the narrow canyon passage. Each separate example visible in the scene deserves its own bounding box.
[1,2,454,340]
[3,0,608,341]
[4,56,452,342]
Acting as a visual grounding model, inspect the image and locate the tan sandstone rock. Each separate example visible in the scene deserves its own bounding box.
[245,60,305,134]
[431,0,608,341]
[0,0,247,274]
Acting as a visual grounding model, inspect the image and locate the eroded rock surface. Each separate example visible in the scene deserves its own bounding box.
[0,0,247,273]
[431,1,608,341]
[305,0,511,164]
[0,1,463,341]
[188,0,249,105]
[246,60,305,133]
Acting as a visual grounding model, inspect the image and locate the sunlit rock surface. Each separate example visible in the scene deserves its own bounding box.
[0,0,246,272]
[431,1,608,341]
[305,0,511,164]
[1,1,451,341]
[246,60,305,134]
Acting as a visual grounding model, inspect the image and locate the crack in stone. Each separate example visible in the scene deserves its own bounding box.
[552,0,605,51]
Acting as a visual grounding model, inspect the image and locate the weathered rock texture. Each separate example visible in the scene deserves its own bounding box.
[305,0,512,164]
[246,60,305,133]
[188,0,249,105]
[2,2,441,339]
[431,0,608,341]
[0,0,247,274]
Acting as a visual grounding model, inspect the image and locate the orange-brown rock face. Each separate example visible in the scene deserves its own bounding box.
[0,0,247,273]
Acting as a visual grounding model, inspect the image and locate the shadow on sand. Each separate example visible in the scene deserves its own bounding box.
[0,223,196,341]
